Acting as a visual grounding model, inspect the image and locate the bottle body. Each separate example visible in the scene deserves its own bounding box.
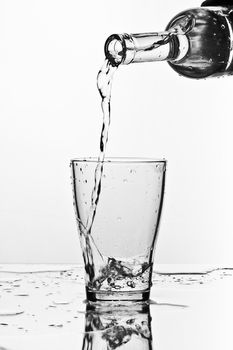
[167,7,233,78]
[105,6,233,79]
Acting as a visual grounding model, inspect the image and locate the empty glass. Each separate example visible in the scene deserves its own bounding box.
[70,158,166,301]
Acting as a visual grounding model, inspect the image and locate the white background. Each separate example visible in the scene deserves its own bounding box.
[1,0,233,264]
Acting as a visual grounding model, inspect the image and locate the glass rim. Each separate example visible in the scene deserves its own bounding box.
[70,157,167,164]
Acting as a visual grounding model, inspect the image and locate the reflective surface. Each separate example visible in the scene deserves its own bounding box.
[0,264,233,349]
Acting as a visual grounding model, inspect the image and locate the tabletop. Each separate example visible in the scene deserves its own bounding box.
[0,264,232,349]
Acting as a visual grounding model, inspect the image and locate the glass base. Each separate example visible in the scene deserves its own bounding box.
[86,288,150,302]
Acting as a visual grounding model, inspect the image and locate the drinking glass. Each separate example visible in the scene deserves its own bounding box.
[70,157,166,301]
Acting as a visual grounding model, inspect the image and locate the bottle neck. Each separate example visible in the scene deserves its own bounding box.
[104,31,189,66]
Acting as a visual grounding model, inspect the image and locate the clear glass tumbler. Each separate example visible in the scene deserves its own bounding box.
[70,157,166,302]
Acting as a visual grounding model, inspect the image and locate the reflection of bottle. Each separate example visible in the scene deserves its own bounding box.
[82,302,153,350]
[105,2,233,79]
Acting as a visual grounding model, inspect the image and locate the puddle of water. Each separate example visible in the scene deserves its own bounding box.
[153,267,233,286]
[0,265,232,337]
[149,300,188,308]
[155,267,233,275]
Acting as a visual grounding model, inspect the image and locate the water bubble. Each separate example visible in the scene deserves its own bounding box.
[113,285,121,289]
[127,281,135,288]
[221,24,225,29]
[126,318,135,325]
[107,277,112,284]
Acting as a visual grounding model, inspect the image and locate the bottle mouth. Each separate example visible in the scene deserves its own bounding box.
[104,34,125,66]
[104,34,135,66]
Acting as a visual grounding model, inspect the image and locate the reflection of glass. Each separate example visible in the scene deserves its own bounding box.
[82,302,153,349]
[71,158,166,301]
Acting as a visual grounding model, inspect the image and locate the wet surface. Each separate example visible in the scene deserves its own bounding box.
[0,264,233,349]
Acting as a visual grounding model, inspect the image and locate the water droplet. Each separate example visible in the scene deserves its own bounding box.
[0,278,21,283]
[48,323,63,327]
[0,309,24,316]
[52,299,71,305]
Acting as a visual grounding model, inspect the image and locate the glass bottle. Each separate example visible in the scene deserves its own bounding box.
[104,2,233,79]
